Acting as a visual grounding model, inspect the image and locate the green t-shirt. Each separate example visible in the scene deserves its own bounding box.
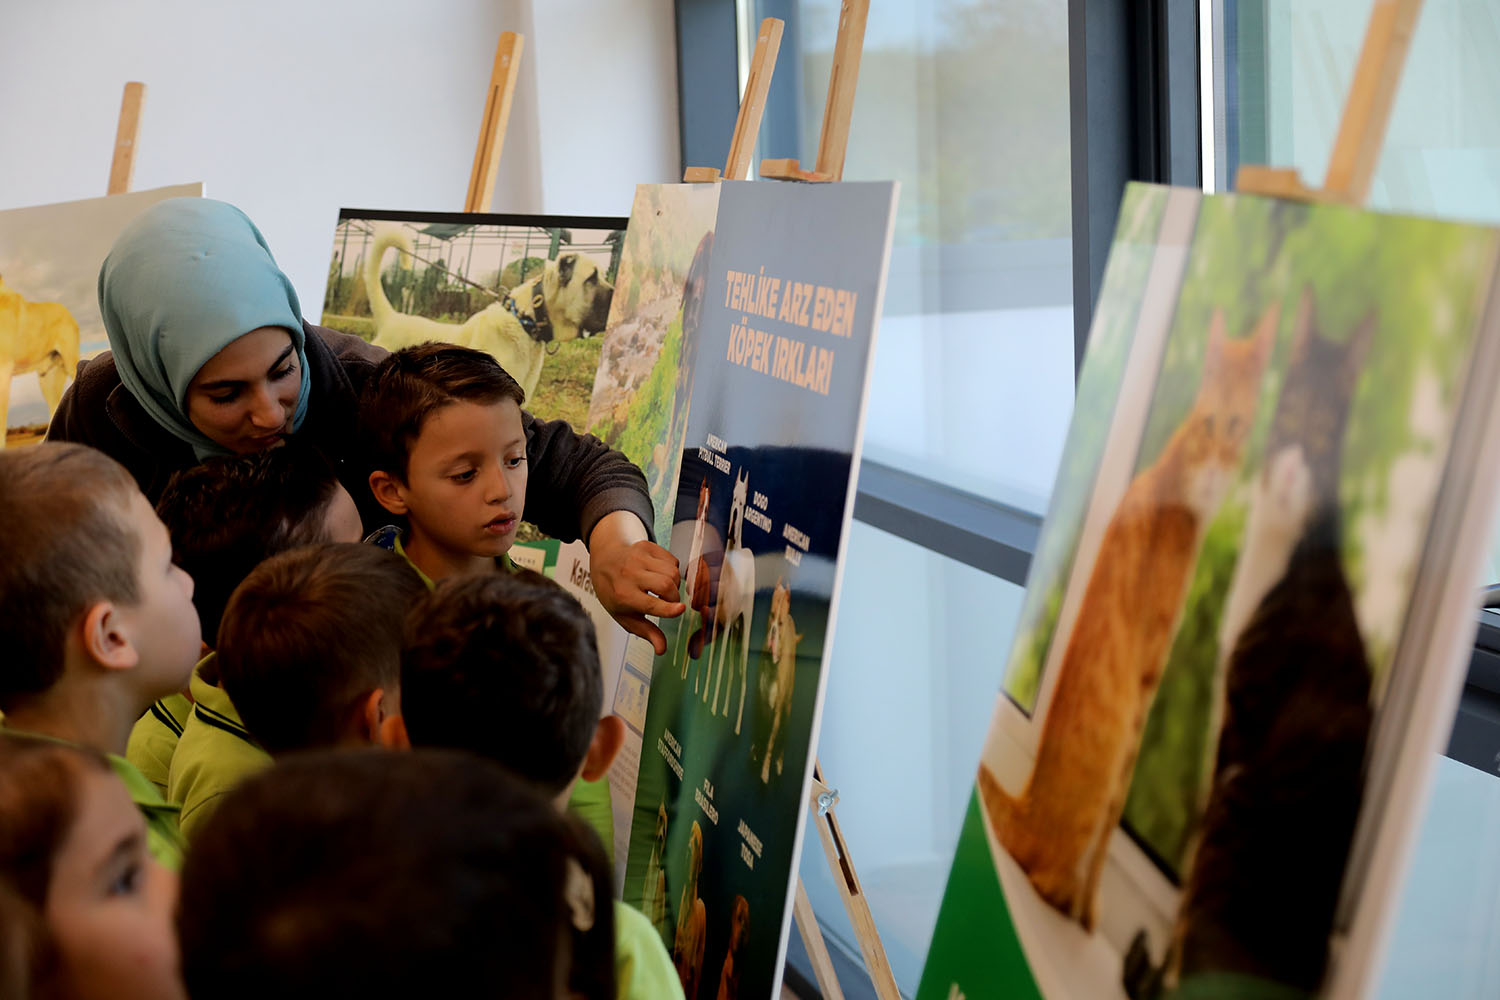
[568,777,616,861]
[166,665,271,842]
[126,690,192,799]
[0,726,185,872]
[614,900,685,1000]
[109,752,187,873]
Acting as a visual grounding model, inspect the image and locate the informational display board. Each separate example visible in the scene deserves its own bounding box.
[0,183,203,446]
[919,183,1500,1000]
[620,179,899,1000]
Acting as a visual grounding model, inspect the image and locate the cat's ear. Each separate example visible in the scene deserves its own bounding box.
[1340,311,1377,390]
[1290,286,1317,364]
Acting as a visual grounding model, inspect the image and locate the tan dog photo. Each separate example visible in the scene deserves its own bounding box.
[0,274,80,448]
[363,227,613,403]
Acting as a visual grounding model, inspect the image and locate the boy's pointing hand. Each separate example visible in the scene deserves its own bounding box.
[589,511,685,655]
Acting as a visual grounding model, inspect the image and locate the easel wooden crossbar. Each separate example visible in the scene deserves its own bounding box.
[1235,0,1425,205]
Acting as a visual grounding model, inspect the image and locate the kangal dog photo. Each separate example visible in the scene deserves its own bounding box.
[363,227,613,403]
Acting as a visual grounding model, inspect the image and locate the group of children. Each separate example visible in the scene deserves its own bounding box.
[0,342,685,999]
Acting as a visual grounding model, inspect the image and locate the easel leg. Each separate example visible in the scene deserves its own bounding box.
[793,877,847,1000]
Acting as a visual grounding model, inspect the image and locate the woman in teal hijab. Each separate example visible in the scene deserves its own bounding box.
[48,197,683,653]
[96,198,311,458]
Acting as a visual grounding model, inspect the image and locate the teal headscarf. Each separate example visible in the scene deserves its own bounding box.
[98,198,311,458]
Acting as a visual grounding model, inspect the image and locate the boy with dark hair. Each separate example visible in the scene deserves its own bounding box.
[128,444,364,795]
[402,571,682,1000]
[0,443,201,869]
[217,543,423,754]
[179,748,618,1000]
[169,543,422,839]
[360,342,530,585]
[358,341,684,642]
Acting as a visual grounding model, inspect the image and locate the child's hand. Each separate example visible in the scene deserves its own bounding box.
[589,511,685,654]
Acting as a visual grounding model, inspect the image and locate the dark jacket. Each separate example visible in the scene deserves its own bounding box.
[47,322,654,542]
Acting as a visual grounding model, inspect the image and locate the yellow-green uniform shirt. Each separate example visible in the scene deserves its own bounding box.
[126,690,192,799]
[614,900,685,1000]
[381,528,616,851]
[0,726,185,872]
[166,666,272,842]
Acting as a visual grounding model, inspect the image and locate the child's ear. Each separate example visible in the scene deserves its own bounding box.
[79,601,139,672]
[378,713,410,751]
[360,688,410,749]
[368,470,409,516]
[580,715,626,781]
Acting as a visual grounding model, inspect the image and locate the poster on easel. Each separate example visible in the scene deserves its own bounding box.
[0,183,203,447]
[620,178,899,1000]
[581,182,722,877]
[918,182,1500,1000]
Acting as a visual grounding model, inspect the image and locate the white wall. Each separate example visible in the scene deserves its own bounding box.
[0,0,680,317]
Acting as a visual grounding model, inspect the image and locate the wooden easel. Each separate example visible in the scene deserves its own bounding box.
[465,32,525,213]
[686,4,899,998]
[760,0,868,184]
[683,18,784,183]
[1234,0,1424,205]
[108,82,146,195]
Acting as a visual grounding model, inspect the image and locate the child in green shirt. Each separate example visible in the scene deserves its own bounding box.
[0,733,185,1000]
[170,542,424,839]
[0,444,200,870]
[402,571,684,1000]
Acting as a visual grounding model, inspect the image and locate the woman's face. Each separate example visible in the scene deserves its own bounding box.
[44,770,185,1000]
[185,327,301,453]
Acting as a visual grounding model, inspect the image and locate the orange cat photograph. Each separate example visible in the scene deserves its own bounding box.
[972,186,1500,998]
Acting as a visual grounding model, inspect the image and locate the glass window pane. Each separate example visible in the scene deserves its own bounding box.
[795,520,1026,992]
[757,0,1075,513]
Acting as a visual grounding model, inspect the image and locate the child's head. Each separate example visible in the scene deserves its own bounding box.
[179,748,615,1000]
[0,444,200,716]
[0,734,184,1000]
[401,571,624,802]
[154,443,362,646]
[360,343,528,565]
[215,543,424,754]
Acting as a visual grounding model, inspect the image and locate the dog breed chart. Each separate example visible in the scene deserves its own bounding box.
[621,180,898,1000]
